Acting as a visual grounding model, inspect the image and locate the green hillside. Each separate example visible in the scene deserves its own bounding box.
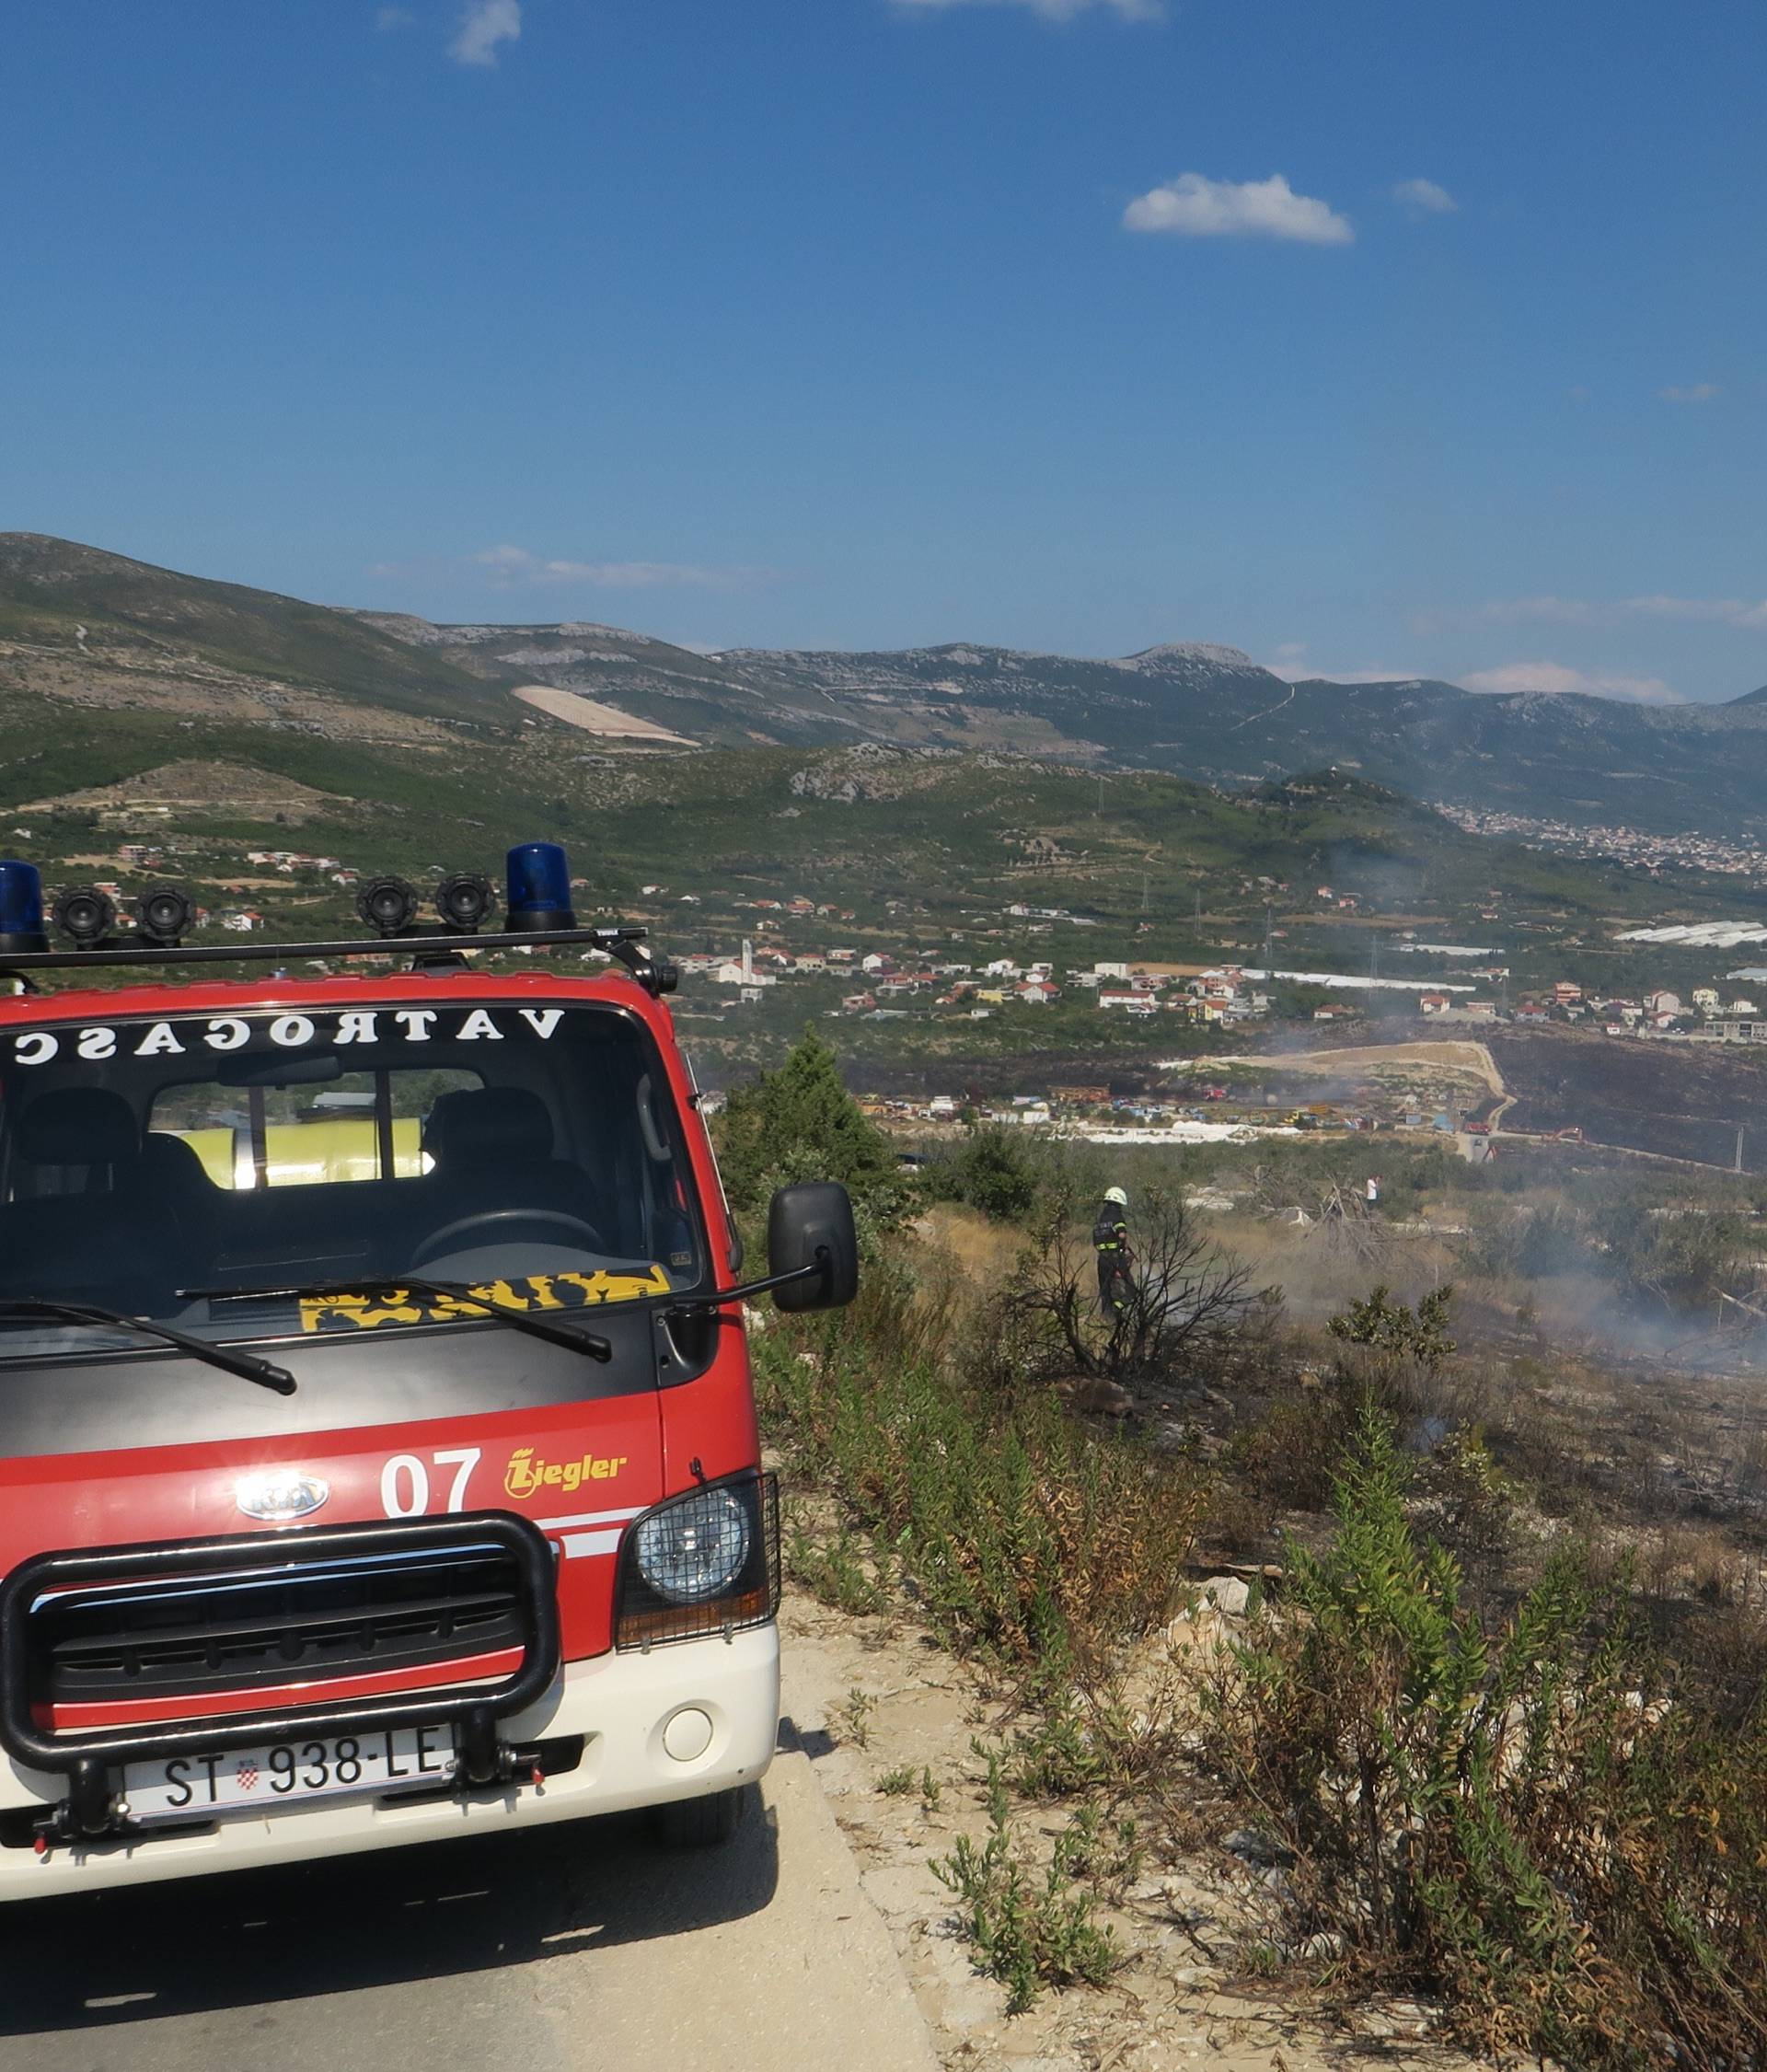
[0,534,507,725]
[9,534,1767,839]
[3,532,1764,1059]
[0,692,1753,981]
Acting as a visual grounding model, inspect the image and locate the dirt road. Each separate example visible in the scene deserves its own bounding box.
[1213,1040,1507,1097]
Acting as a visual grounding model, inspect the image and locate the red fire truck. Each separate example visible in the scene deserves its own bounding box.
[0,842,857,1896]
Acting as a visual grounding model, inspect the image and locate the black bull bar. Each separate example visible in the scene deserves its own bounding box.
[0,1511,561,1843]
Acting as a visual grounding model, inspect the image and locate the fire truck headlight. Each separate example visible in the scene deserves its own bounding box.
[632,1487,752,1606]
[615,1474,780,1650]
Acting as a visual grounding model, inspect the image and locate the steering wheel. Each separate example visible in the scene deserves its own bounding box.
[410,1209,605,1268]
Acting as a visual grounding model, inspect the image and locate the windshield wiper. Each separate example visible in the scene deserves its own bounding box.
[0,1298,297,1396]
[182,1277,613,1364]
[531,1256,832,1321]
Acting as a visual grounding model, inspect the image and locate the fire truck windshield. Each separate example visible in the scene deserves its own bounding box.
[0,1001,705,1354]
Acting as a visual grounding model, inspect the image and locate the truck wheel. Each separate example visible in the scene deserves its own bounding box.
[652,1786,745,1847]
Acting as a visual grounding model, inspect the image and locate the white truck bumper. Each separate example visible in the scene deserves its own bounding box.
[0,1623,779,1900]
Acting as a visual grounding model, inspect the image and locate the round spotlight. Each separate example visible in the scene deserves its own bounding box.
[435,871,496,934]
[52,886,117,949]
[134,883,195,947]
[355,875,421,939]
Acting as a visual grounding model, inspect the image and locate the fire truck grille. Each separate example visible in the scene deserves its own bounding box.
[28,1544,528,1707]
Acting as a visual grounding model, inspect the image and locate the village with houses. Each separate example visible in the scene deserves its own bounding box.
[39,839,1767,1054]
[19,823,1767,1168]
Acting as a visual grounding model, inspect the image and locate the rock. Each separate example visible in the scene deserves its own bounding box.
[1201,1575,1252,1616]
[1058,1375,1135,1418]
[1223,1826,1295,1869]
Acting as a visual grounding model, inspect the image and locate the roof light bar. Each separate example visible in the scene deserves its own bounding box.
[0,924,676,993]
[0,839,677,995]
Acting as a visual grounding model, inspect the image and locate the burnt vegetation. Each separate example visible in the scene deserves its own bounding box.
[738,1033,1767,2061]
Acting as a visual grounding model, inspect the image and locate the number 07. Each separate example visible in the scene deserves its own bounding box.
[380,1447,482,1518]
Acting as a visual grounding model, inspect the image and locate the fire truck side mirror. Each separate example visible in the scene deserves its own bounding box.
[768,1182,860,1313]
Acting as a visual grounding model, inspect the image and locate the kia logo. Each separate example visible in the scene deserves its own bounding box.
[236,1470,330,1522]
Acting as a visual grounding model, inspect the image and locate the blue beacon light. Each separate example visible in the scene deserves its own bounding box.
[504,840,576,932]
[0,860,49,955]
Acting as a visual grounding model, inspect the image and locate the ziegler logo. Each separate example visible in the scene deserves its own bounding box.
[504,1448,629,1499]
[236,1469,330,1522]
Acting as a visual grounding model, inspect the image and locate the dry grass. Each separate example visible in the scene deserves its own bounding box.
[914,1202,1027,1286]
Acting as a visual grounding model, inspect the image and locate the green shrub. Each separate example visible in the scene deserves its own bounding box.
[1327,1284,1455,1364]
[1207,1406,1767,2067]
[1000,1691,1113,1799]
[922,1123,1046,1224]
[785,1511,890,1615]
[932,1759,1120,2012]
[757,1248,1205,1670]
[714,1025,914,1225]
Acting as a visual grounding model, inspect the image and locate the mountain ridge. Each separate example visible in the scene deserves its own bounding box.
[6,533,1767,838]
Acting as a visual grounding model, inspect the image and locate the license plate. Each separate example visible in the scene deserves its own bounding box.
[121,1725,456,1823]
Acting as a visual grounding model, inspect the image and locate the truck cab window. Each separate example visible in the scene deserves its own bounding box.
[0,1004,706,1343]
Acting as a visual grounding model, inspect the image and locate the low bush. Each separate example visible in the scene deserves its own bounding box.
[757,1246,1207,1671]
[921,1122,1047,1224]
[1010,1183,1266,1389]
[1205,1405,1767,2068]
[932,1760,1121,2013]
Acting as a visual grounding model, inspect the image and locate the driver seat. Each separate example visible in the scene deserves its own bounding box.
[4,1089,169,1311]
[416,1088,600,1247]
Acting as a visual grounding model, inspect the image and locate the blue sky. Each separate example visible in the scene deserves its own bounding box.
[3,0,1762,701]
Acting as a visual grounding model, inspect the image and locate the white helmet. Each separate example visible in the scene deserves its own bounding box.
[1104,1186,1128,1208]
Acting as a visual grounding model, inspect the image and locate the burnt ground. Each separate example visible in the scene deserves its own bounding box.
[844,1054,1175,1102]
[1486,1025,1767,1172]
[836,1021,1767,1174]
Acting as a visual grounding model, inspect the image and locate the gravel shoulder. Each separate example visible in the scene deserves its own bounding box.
[778,1592,1497,2072]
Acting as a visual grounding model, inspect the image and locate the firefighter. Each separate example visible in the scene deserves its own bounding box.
[1093,1185,1133,1317]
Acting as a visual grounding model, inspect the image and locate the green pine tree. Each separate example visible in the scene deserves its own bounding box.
[715,1025,909,1224]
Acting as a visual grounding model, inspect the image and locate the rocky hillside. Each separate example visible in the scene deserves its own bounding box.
[9,534,1767,838]
[0,534,501,727]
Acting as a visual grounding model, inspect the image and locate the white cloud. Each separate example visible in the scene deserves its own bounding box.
[1392,177,1457,216]
[895,0,1161,18]
[1124,173,1353,245]
[1266,647,1428,684]
[1628,594,1767,628]
[473,546,776,593]
[1459,661,1682,706]
[1481,594,1767,631]
[1659,382,1719,404]
[1481,596,1597,626]
[449,0,520,67]
[374,6,415,29]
